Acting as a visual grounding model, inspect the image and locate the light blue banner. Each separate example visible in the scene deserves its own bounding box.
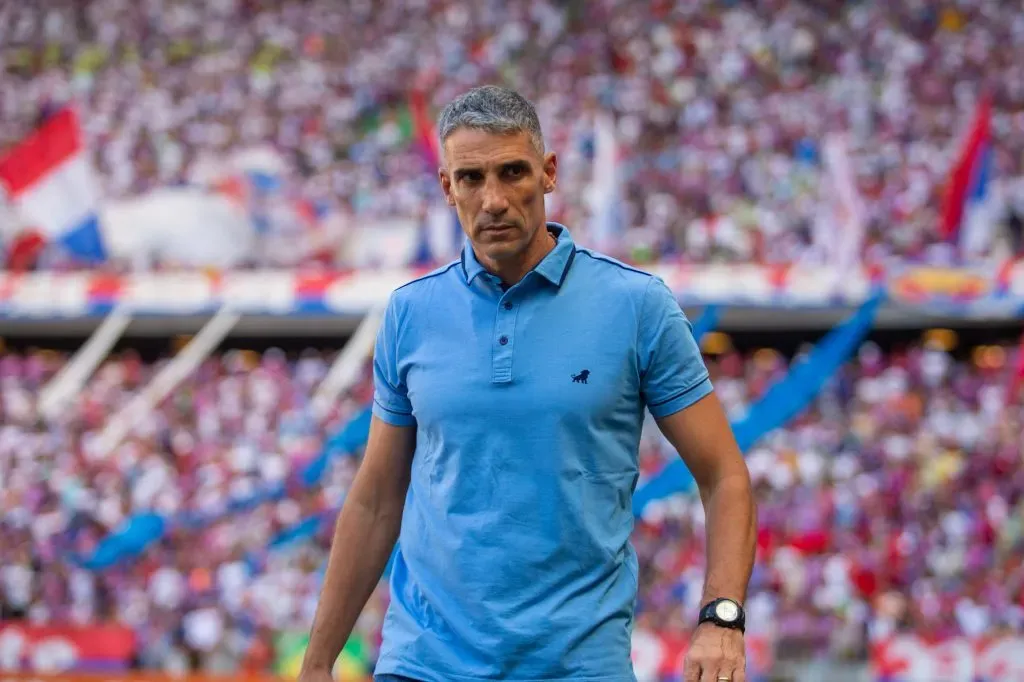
[631,292,883,516]
[78,513,165,570]
[690,304,720,342]
[76,407,372,570]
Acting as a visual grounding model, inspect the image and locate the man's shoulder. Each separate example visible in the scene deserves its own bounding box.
[572,248,662,293]
[383,261,462,328]
[391,260,462,299]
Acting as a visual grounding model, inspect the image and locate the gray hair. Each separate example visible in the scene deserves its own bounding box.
[437,85,545,157]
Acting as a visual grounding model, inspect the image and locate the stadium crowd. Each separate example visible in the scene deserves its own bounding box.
[636,338,1024,662]
[2,339,1022,673]
[3,0,1024,269]
[0,346,369,672]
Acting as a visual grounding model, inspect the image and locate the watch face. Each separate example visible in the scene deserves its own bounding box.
[715,600,740,622]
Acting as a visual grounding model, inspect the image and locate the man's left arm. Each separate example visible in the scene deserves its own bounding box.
[656,394,756,605]
[637,277,756,682]
[655,394,757,682]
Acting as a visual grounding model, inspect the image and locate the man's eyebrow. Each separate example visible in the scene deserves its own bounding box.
[451,165,483,178]
[452,160,532,177]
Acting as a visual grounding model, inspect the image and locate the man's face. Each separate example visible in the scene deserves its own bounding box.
[439,128,557,264]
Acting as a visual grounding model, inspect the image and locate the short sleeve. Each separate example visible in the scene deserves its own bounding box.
[638,277,713,419]
[372,296,416,427]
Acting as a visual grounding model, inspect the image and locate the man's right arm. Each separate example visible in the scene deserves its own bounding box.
[298,416,416,680]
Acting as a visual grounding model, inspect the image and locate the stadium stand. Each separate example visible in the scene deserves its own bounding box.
[2,2,1024,681]
[2,0,1024,269]
[1,347,371,672]
[2,336,1023,679]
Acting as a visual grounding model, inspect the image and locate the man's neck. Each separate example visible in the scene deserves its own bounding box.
[482,227,557,286]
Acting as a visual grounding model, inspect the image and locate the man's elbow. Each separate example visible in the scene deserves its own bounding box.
[344,471,409,526]
[697,450,753,504]
[702,471,750,500]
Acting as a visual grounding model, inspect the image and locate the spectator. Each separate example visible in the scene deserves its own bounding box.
[2,0,1022,269]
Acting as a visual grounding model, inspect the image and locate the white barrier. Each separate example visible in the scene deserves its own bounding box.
[91,307,240,457]
[37,305,132,421]
[309,304,384,421]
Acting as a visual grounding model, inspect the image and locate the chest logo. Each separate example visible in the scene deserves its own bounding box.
[571,369,591,384]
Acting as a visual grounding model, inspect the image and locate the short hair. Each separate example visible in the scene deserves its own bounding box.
[437,85,545,157]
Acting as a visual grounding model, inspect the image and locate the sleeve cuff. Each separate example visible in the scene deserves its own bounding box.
[647,375,714,419]
[372,399,416,427]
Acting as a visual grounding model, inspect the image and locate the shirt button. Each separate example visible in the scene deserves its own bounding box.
[499,335,509,345]
[503,301,513,310]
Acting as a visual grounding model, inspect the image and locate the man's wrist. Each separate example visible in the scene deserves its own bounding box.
[300,656,335,675]
[696,620,745,633]
[697,597,746,633]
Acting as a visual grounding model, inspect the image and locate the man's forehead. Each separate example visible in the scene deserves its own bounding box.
[443,128,539,167]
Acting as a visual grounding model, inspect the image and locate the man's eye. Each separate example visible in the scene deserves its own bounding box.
[504,166,525,178]
[461,172,482,184]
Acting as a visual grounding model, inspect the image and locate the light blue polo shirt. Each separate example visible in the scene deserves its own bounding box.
[372,224,712,682]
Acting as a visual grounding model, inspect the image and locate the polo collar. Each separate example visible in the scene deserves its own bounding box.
[460,223,576,288]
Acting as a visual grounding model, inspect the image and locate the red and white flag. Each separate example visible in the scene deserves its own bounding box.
[0,108,105,262]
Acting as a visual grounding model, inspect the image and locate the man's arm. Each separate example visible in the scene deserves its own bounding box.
[655,392,756,606]
[634,276,755,679]
[655,392,756,682]
[299,416,416,679]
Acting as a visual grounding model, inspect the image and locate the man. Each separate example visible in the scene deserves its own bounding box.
[299,86,756,682]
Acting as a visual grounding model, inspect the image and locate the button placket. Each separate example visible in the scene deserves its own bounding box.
[492,295,518,384]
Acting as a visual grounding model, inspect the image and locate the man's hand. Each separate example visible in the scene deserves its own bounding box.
[297,666,335,682]
[683,624,746,682]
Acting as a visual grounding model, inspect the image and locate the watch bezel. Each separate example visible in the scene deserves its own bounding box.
[699,598,746,633]
[714,599,740,622]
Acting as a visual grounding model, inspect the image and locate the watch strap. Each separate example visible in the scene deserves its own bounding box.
[698,598,746,633]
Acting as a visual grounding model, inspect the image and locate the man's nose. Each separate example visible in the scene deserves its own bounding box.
[481,178,510,215]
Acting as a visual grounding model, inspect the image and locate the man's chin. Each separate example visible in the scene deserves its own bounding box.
[477,236,524,257]
[477,226,522,242]
[480,241,525,261]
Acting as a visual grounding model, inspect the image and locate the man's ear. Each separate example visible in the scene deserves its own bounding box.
[542,151,557,194]
[438,168,456,206]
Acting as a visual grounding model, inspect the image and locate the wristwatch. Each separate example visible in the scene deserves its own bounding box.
[698,598,745,633]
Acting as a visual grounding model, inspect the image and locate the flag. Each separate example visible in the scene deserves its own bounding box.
[409,89,462,260]
[409,89,441,168]
[5,231,47,271]
[0,108,106,262]
[411,215,434,267]
[590,112,623,251]
[425,201,464,264]
[940,96,994,253]
[229,145,288,194]
[818,133,865,275]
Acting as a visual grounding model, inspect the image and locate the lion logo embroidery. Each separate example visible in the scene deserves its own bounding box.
[571,369,590,384]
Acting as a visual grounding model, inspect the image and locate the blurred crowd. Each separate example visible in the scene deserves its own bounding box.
[0,346,374,672]
[3,0,1024,269]
[635,337,1024,662]
[2,339,1022,673]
